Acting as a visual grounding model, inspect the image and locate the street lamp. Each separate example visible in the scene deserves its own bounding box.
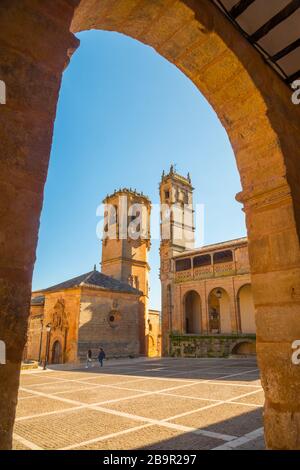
[215,289,222,299]
[38,318,44,364]
[43,323,52,370]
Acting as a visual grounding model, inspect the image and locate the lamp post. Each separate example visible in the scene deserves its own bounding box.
[43,323,52,370]
[38,318,43,364]
[215,289,222,299]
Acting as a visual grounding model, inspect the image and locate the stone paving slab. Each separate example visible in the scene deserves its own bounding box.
[231,391,265,406]
[113,378,194,391]
[19,375,64,386]
[18,390,35,399]
[101,394,217,420]
[41,371,106,380]
[217,374,261,385]
[56,385,148,404]
[171,403,263,437]
[77,374,143,385]
[24,380,98,394]
[13,357,264,450]
[16,395,77,419]
[13,439,31,450]
[169,371,238,380]
[234,436,265,450]
[168,383,260,401]
[15,408,142,450]
[74,425,224,450]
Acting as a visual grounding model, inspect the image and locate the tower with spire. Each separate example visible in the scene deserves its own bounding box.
[159,166,195,354]
[160,165,195,254]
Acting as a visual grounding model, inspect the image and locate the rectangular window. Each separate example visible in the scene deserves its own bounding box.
[194,254,211,267]
[175,258,192,272]
[213,250,233,264]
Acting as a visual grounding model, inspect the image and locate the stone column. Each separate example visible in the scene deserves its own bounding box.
[238,185,300,449]
[0,0,79,449]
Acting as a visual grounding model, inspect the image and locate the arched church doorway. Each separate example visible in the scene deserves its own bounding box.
[237,284,256,334]
[232,341,256,356]
[51,340,62,364]
[208,288,231,334]
[148,335,157,358]
[184,291,202,334]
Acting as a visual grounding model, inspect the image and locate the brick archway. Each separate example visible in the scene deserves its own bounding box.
[0,0,300,450]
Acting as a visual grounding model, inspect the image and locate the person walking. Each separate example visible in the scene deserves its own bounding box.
[98,347,106,367]
[85,349,93,368]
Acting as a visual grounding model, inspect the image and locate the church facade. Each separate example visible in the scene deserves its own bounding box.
[26,189,161,364]
[26,270,144,364]
[159,167,256,357]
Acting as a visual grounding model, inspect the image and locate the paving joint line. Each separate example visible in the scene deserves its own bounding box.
[18,385,238,443]
[16,367,261,448]
[212,427,264,450]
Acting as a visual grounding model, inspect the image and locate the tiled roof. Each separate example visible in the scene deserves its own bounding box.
[40,270,142,295]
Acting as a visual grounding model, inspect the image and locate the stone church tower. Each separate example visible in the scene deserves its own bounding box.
[101,188,151,355]
[159,166,195,354]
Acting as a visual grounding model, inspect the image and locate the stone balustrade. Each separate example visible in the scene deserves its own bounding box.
[175,261,248,283]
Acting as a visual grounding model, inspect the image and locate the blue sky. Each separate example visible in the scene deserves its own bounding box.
[32,30,246,310]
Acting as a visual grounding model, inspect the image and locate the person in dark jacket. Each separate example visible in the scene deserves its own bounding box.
[98,347,106,367]
[85,349,93,368]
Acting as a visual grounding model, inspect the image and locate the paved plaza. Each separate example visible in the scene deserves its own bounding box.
[13,358,265,450]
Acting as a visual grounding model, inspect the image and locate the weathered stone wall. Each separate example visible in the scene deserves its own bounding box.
[25,305,43,361]
[78,288,140,359]
[1,0,300,451]
[40,289,81,364]
[170,334,256,358]
[148,310,161,357]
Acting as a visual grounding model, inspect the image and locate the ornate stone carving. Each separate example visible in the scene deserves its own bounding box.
[52,299,68,331]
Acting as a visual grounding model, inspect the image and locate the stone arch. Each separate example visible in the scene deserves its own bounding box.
[1,0,300,450]
[148,334,158,358]
[231,340,256,357]
[208,287,231,334]
[184,290,202,334]
[237,284,256,334]
[51,339,62,364]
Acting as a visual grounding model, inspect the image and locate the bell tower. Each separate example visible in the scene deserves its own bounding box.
[160,164,195,254]
[159,166,195,354]
[101,188,151,355]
